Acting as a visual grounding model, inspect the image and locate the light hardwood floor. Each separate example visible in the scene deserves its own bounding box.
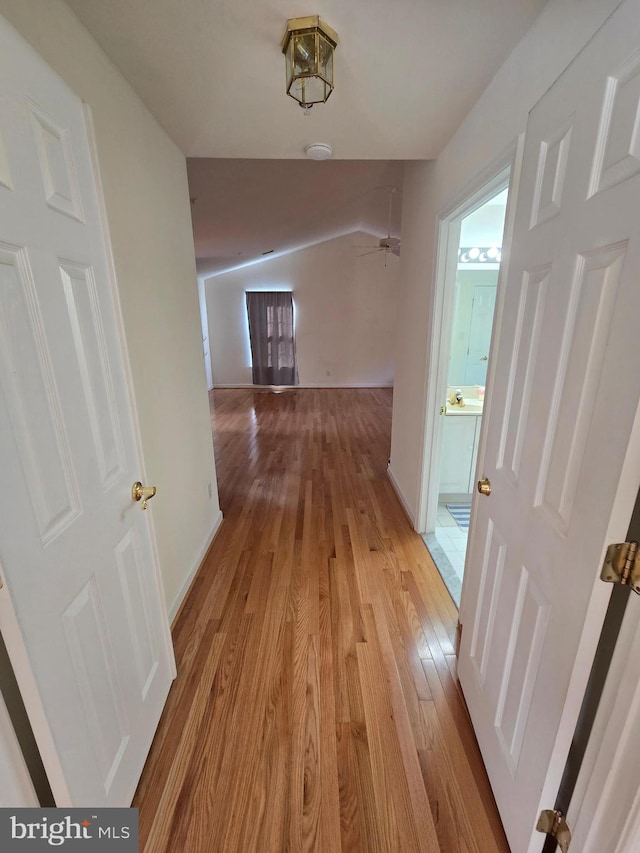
[134,388,509,852]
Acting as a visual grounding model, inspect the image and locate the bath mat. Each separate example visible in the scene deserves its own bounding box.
[446,503,471,530]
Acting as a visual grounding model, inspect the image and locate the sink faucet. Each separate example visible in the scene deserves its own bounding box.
[455,389,463,403]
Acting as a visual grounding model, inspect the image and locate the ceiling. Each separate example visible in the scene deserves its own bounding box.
[64,0,549,160]
[189,159,404,275]
[62,0,548,275]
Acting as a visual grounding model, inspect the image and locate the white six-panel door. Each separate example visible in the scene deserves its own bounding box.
[0,17,174,805]
[458,1,640,849]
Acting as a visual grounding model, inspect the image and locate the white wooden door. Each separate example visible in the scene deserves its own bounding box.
[458,1,640,849]
[0,17,174,805]
[463,284,496,385]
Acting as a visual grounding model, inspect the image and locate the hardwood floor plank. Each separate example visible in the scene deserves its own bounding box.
[318,558,343,852]
[218,584,289,851]
[142,628,226,852]
[422,659,509,852]
[176,615,257,852]
[335,721,364,850]
[356,638,403,852]
[366,599,440,853]
[403,571,455,669]
[134,388,508,852]
[329,557,352,723]
[418,700,482,853]
[301,635,323,851]
[289,587,311,850]
[386,588,433,747]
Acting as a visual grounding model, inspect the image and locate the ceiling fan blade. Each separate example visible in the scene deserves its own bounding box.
[357,249,383,257]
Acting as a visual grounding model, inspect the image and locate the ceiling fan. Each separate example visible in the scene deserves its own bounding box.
[353,186,401,263]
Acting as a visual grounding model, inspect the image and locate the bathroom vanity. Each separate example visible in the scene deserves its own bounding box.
[439,386,484,499]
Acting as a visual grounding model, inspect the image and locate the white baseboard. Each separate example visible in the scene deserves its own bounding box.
[213,383,393,389]
[387,466,416,527]
[168,509,223,623]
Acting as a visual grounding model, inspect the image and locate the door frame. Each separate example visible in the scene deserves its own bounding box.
[416,137,524,541]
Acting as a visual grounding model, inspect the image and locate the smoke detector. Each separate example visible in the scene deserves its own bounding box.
[305,143,333,160]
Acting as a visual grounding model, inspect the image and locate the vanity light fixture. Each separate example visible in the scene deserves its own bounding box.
[458,247,503,263]
[282,16,338,110]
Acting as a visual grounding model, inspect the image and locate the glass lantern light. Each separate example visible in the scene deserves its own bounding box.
[281,16,338,109]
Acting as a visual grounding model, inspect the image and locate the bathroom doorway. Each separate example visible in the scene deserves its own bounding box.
[422,183,509,604]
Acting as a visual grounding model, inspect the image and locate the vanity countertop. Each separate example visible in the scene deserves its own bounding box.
[445,386,484,416]
[445,399,483,416]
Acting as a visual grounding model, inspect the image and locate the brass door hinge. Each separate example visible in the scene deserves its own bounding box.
[536,809,572,852]
[600,541,640,594]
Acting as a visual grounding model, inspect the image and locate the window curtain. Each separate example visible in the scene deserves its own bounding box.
[245,291,298,386]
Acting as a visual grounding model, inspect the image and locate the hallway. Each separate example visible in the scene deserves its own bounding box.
[134,388,509,852]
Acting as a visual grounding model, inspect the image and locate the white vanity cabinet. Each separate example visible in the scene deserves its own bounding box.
[439,414,481,497]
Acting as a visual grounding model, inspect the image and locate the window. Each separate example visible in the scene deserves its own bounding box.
[245,291,298,385]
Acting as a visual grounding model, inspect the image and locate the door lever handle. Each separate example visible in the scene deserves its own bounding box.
[132,481,157,510]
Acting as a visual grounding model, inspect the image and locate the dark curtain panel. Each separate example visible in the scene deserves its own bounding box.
[246,291,298,386]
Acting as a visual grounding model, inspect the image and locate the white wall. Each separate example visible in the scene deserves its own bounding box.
[206,232,399,387]
[0,0,222,617]
[389,0,623,520]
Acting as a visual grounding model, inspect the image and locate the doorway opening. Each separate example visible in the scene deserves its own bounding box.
[420,175,510,605]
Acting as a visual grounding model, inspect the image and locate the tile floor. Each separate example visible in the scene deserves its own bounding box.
[435,504,469,581]
[422,503,469,607]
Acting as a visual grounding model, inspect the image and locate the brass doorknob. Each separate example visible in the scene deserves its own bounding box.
[132,481,157,510]
[477,477,492,496]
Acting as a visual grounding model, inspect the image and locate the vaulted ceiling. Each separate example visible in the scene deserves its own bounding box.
[188,159,404,275]
[63,0,549,273]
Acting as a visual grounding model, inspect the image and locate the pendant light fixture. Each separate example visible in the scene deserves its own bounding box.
[281,16,338,110]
